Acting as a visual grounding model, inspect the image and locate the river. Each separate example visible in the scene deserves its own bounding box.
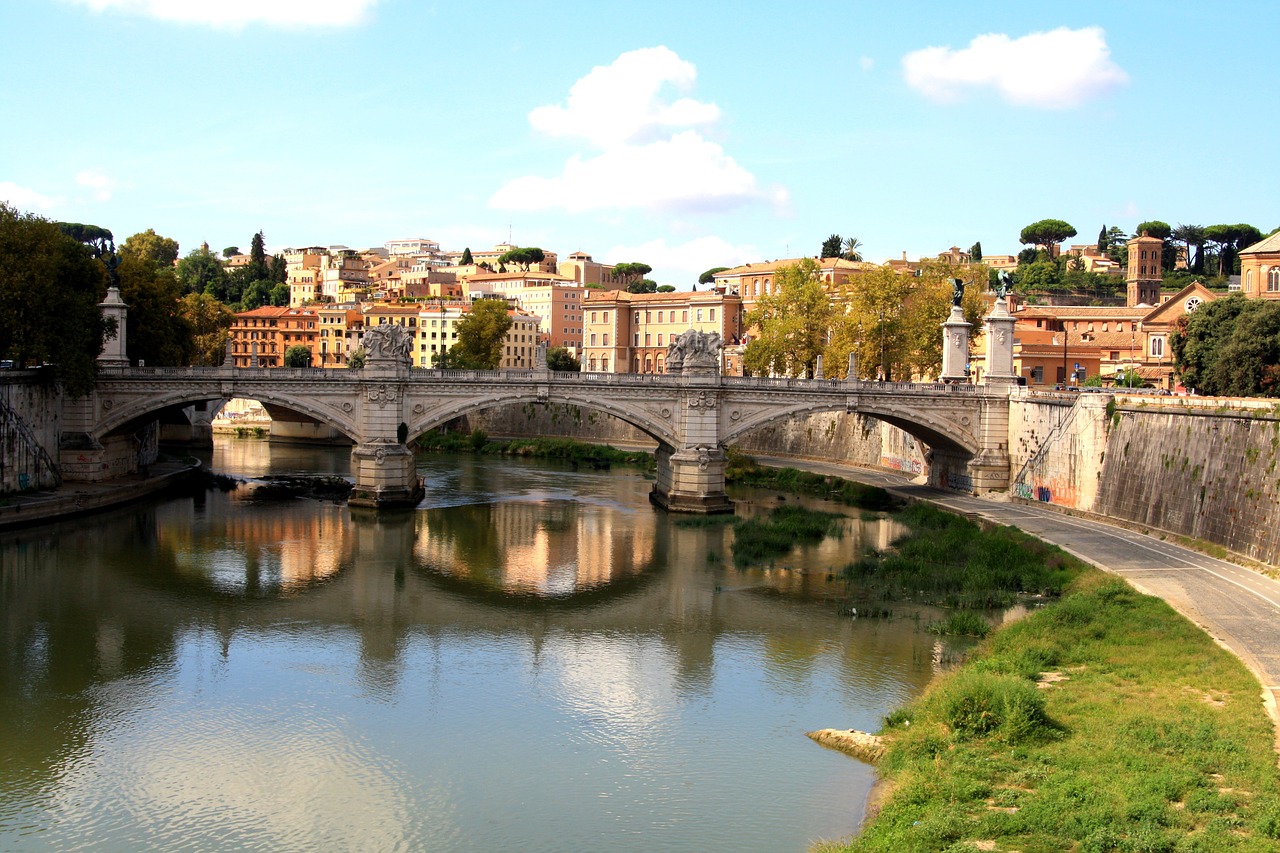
[0,439,962,852]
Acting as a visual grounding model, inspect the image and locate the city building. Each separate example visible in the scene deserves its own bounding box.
[1240,232,1280,299]
[557,251,617,287]
[1125,232,1164,307]
[228,306,320,368]
[580,289,742,374]
[466,271,585,351]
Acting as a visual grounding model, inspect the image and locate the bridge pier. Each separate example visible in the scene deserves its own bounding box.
[650,445,733,514]
[349,440,421,509]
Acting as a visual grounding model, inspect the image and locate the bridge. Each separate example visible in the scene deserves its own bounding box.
[54,290,1017,511]
[59,360,1012,512]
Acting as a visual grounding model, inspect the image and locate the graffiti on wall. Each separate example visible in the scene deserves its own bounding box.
[881,455,923,475]
[946,472,974,492]
[1013,477,1079,508]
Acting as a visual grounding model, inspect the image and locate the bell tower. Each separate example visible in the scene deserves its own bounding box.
[1126,231,1163,306]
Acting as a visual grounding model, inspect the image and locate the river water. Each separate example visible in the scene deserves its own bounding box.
[0,440,961,852]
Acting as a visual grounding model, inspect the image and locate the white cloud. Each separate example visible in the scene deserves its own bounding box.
[492,47,782,215]
[76,169,118,202]
[859,56,875,72]
[491,130,784,215]
[0,182,58,211]
[902,26,1128,109]
[528,46,720,148]
[66,0,377,28]
[605,235,759,285]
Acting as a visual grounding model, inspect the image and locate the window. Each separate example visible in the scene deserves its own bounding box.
[657,334,663,346]
[1151,336,1165,358]
[591,311,597,323]
[1269,267,1280,292]
[644,333,651,345]
[590,333,597,346]
[602,334,609,346]
[696,309,704,322]
[710,308,716,321]
[634,311,641,323]
[682,310,688,323]
[634,333,640,346]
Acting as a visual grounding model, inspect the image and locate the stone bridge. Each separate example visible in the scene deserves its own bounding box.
[60,362,1012,512]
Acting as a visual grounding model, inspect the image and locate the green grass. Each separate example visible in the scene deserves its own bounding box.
[730,504,844,565]
[822,570,1280,853]
[844,503,1076,609]
[726,451,900,512]
[417,429,654,470]
[927,611,993,638]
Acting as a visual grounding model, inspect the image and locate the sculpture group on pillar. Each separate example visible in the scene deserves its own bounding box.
[665,329,723,373]
[361,324,413,366]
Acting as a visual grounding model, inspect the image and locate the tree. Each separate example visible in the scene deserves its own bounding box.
[969,241,982,263]
[821,234,843,259]
[249,231,267,275]
[546,346,580,372]
[59,222,114,259]
[0,204,112,395]
[347,347,366,370]
[176,245,228,296]
[179,292,233,366]
[460,247,474,265]
[1019,219,1077,255]
[841,236,863,262]
[497,246,545,271]
[1134,220,1172,240]
[451,298,513,369]
[120,228,179,268]
[1105,226,1128,264]
[116,253,195,366]
[627,278,658,294]
[699,267,729,285]
[743,258,832,378]
[284,345,312,368]
[1204,224,1262,277]
[611,262,652,289]
[1172,224,1206,274]
[656,284,676,293]
[1172,296,1280,396]
[222,246,240,258]
[1097,224,1108,254]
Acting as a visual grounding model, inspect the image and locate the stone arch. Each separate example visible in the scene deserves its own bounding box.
[720,399,980,457]
[406,390,679,450]
[93,386,359,443]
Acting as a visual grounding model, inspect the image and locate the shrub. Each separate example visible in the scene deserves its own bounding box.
[933,670,1051,742]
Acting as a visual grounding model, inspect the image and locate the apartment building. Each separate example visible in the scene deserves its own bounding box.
[580,289,742,374]
[466,271,585,351]
[228,306,320,367]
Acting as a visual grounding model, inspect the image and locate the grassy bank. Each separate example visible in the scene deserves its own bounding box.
[725,451,900,512]
[820,568,1280,852]
[417,429,654,470]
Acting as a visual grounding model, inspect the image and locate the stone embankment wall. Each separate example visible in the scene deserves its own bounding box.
[0,373,62,492]
[1010,391,1280,565]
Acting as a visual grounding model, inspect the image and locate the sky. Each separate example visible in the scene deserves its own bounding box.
[2,0,1277,286]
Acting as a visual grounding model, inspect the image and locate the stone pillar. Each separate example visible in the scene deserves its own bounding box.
[349,355,421,509]
[847,351,857,381]
[814,355,824,380]
[983,296,1017,385]
[649,356,732,514]
[98,286,129,366]
[940,305,971,383]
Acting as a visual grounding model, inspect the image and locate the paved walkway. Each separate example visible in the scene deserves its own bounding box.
[753,456,1280,725]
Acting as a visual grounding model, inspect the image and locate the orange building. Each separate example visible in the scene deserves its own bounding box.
[229,306,321,367]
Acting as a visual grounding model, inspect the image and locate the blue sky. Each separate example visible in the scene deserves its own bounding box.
[3,0,1277,285]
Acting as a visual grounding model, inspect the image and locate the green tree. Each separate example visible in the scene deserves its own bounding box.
[120,228,179,268]
[497,246,545,271]
[0,204,112,395]
[1204,224,1261,277]
[222,246,240,258]
[460,247,474,265]
[284,345,312,368]
[1015,260,1062,292]
[546,346,580,371]
[59,222,114,259]
[179,292,233,366]
[1019,219,1077,255]
[1172,224,1206,274]
[842,236,863,262]
[821,234,843,259]
[1172,295,1280,396]
[699,266,729,285]
[451,298,513,369]
[969,241,982,262]
[176,245,228,296]
[1105,226,1129,264]
[656,284,676,293]
[117,253,196,366]
[1112,368,1145,388]
[347,347,366,370]
[241,280,275,311]
[743,258,832,378]
[249,231,267,278]
[627,278,658,294]
[611,262,652,289]
[1134,220,1172,240]
[1097,224,1108,254]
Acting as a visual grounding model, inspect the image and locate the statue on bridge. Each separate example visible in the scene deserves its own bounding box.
[666,329,723,373]
[994,270,1013,300]
[950,277,966,308]
[361,324,413,366]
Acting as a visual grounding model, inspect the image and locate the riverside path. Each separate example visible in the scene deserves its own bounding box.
[753,456,1280,730]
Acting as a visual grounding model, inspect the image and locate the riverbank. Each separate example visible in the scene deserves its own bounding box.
[0,460,200,530]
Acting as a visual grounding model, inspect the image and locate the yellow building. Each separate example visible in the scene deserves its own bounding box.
[1240,232,1280,299]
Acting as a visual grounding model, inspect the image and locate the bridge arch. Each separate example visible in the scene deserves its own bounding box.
[407,389,679,450]
[720,399,980,457]
[93,387,360,444]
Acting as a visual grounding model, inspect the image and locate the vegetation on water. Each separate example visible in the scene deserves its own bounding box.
[417,428,654,470]
[822,569,1280,853]
[731,504,845,565]
[725,451,900,512]
[926,610,992,638]
[845,503,1077,609]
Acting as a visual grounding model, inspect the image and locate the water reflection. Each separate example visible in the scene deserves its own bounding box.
[0,443,958,853]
